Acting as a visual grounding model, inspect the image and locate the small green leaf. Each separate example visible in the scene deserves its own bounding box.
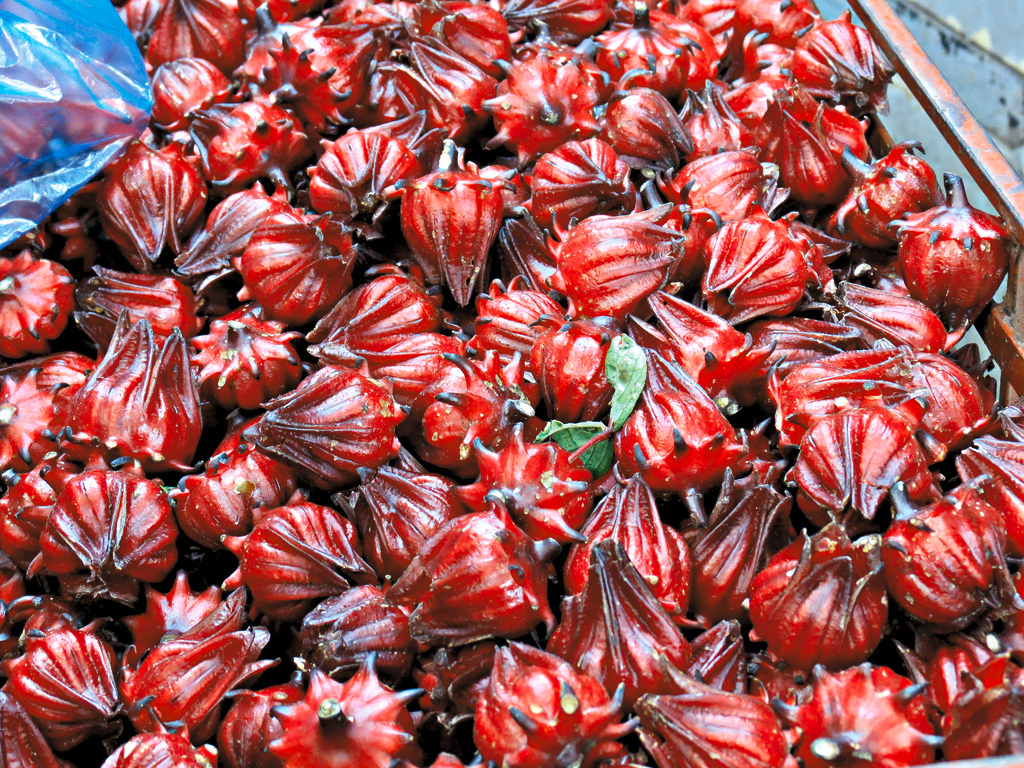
[535,420,613,476]
[605,334,647,430]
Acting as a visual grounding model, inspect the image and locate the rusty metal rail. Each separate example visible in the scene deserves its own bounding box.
[847,0,1024,403]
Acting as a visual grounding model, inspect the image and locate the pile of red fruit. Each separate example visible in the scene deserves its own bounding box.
[1,0,1023,765]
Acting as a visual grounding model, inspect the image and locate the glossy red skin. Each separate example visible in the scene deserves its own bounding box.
[753,87,870,208]
[789,405,940,523]
[835,281,957,353]
[882,482,1013,629]
[122,570,223,667]
[385,507,559,646]
[659,150,779,222]
[456,422,593,544]
[679,82,754,159]
[150,57,233,132]
[344,463,464,581]
[943,657,1024,761]
[237,0,326,23]
[147,0,245,72]
[416,1,512,77]
[76,266,204,350]
[791,13,895,114]
[483,52,601,166]
[2,625,121,750]
[98,142,207,273]
[778,664,937,768]
[532,317,617,423]
[827,142,942,249]
[298,585,418,679]
[0,690,64,768]
[470,279,566,364]
[703,210,817,325]
[308,264,443,362]
[686,620,747,694]
[407,38,497,142]
[239,208,357,327]
[958,436,1024,556]
[595,8,698,98]
[400,163,505,306]
[354,333,465,408]
[896,175,1009,329]
[309,131,419,225]
[190,102,312,192]
[769,346,920,449]
[172,416,297,549]
[0,252,74,359]
[218,681,305,768]
[176,185,292,283]
[0,369,61,474]
[35,469,178,604]
[406,351,537,478]
[121,589,270,716]
[223,501,376,622]
[550,540,691,706]
[269,662,422,768]
[600,88,693,170]
[642,290,774,406]
[64,314,203,473]
[0,461,58,567]
[924,635,996,713]
[191,303,302,411]
[256,24,377,131]
[474,642,634,768]
[615,356,747,496]
[529,138,636,231]
[750,524,887,671]
[735,0,820,47]
[244,364,403,490]
[911,351,995,458]
[501,0,614,42]
[636,672,790,768]
[685,471,791,626]
[564,474,690,622]
[550,209,683,322]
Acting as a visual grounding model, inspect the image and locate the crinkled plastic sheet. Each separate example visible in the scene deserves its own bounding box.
[0,0,151,248]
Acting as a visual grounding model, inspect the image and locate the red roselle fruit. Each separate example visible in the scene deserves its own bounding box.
[147,0,245,73]
[678,82,754,159]
[686,620,747,694]
[773,663,940,768]
[190,303,303,411]
[657,149,781,222]
[501,0,614,43]
[335,462,465,582]
[564,473,690,622]
[749,522,887,671]
[882,479,1018,629]
[549,206,684,322]
[0,251,74,359]
[223,499,376,622]
[894,172,1009,329]
[531,316,617,423]
[685,469,791,627]
[32,468,178,604]
[243,363,403,490]
[63,312,202,473]
[827,141,942,249]
[833,281,961,353]
[269,658,422,768]
[150,57,234,133]
[600,87,694,170]
[2,623,121,750]
[298,585,418,680]
[385,503,560,646]
[218,678,305,768]
[456,422,593,544]
[0,690,64,768]
[791,11,895,115]
[97,142,208,273]
[702,208,825,324]
[549,539,691,707]
[469,278,565,365]
[474,642,636,768]
[102,730,219,768]
[399,140,506,305]
[636,665,790,768]
[958,435,1024,556]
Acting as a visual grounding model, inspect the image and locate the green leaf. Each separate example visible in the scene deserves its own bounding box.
[605,334,648,430]
[535,420,613,477]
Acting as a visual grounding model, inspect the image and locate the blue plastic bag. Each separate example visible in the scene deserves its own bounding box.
[0,0,151,248]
